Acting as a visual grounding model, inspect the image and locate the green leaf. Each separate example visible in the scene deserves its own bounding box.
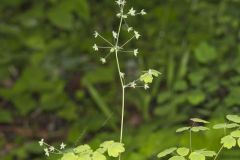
[197,150,216,157]
[139,69,161,84]
[226,115,240,123]
[169,156,186,160]
[74,144,92,154]
[157,147,177,158]
[190,118,209,124]
[213,123,239,129]
[231,130,240,138]
[100,141,125,157]
[61,153,78,160]
[176,127,190,133]
[92,151,106,160]
[191,126,209,132]
[221,135,236,149]
[140,73,153,84]
[187,91,205,105]
[189,152,205,160]
[177,147,189,156]
[194,42,217,64]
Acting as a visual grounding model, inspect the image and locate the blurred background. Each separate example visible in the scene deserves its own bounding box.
[0,0,240,159]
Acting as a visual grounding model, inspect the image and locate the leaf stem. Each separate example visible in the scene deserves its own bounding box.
[213,145,224,160]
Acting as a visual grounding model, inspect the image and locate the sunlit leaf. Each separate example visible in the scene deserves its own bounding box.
[226,115,240,123]
[177,147,189,156]
[189,152,205,160]
[231,130,240,138]
[169,156,186,160]
[157,147,177,158]
[221,135,236,149]
[191,126,209,132]
[61,153,78,160]
[176,127,190,133]
[190,118,209,124]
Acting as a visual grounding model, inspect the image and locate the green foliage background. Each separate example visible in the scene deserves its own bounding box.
[0,0,240,159]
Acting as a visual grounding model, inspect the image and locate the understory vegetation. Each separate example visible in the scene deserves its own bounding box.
[0,0,240,160]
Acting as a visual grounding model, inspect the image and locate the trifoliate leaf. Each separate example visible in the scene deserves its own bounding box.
[176,127,190,133]
[190,118,209,124]
[61,153,78,160]
[226,115,240,123]
[157,147,177,158]
[221,135,236,149]
[231,130,240,138]
[189,152,205,160]
[169,156,186,160]
[177,147,189,156]
[74,144,92,154]
[191,126,209,132]
[92,151,106,160]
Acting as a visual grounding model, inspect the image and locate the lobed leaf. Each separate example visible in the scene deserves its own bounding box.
[169,156,186,160]
[221,135,236,149]
[177,147,189,156]
[191,126,209,132]
[189,152,205,160]
[231,130,240,138]
[176,127,190,133]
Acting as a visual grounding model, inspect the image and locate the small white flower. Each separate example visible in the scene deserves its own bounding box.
[60,142,66,150]
[144,84,149,90]
[120,72,125,78]
[93,31,99,38]
[116,13,121,17]
[44,148,49,157]
[116,0,126,6]
[112,31,117,39]
[93,44,98,51]
[128,7,136,16]
[130,82,136,88]
[134,31,141,39]
[100,57,106,64]
[49,146,55,152]
[39,139,44,146]
[128,27,133,32]
[134,49,138,56]
[140,9,147,15]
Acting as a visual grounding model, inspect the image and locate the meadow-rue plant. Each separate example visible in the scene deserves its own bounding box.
[39,0,161,159]
[157,115,240,160]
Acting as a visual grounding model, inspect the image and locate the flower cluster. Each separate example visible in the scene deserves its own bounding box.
[38,139,66,157]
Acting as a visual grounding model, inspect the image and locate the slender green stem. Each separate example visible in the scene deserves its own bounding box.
[114,3,125,160]
[213,145,224,160]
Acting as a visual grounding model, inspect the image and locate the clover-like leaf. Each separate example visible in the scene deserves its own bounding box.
[231,130,240,138]
[157,147,177,158]
[176,127,190,133]
[190,118,209,124]
[191,126,209,132]
[169,156,186,160]
[61,153,78,160]
[226,115,240,123]
[189,152,205,160]
[221,135,236,149]
[177,147,189,156]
